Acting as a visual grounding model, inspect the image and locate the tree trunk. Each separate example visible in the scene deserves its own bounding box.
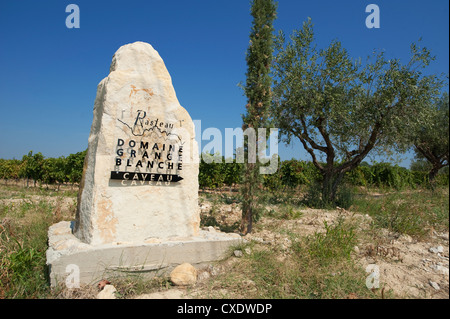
[429,166,440,182]
[428,164,444,189]
[241,204,253,234]
[241,162,256,234]
[322,172,334,205]
[321,169,346,206]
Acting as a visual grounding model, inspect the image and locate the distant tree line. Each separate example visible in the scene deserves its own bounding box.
[0,150,86,189]
[198,153,449,191]
[1,149,447,191]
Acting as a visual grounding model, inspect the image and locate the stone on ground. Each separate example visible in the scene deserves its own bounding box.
[170,263,198,286]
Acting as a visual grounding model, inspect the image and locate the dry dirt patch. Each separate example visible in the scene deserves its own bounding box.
[3,189,447,299]
[190,200,449,299]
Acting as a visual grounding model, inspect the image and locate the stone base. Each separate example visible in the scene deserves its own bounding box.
[46,221,241,287]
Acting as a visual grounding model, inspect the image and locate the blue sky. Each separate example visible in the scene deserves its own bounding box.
[0,0,448,168]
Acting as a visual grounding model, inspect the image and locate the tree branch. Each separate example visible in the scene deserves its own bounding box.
[340,121,382,173]
[292,126,324,172]
[298,116,328,153]
[316,116,335,167]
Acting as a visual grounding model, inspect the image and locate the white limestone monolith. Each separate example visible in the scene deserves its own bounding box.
[74,41,200,246]
[46,42,241,287]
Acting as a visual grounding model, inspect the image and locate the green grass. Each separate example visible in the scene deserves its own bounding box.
[0,186,77,298]
[304,217,356,265]
[206,218,379,299]
[109,276,173,299]
[0,183,78,200]
[1,184,447,299]
[274,204,304,220]
[351,187,449,239]
[0,200,55,298]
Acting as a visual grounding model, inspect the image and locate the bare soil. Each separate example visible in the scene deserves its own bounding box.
[188,199,449,299]
[1,184,448,299]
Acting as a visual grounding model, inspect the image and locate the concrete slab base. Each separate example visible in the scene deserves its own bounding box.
[46,221,242,287]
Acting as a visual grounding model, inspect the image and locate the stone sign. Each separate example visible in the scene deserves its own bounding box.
[46,42,240,286]
[73,41,200,246]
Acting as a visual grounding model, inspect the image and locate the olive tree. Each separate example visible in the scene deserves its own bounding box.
[272,19,445,204]
[412,93,449,183]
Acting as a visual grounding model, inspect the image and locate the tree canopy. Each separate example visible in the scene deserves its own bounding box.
[412,92,449,181]
[271,19,446,203]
